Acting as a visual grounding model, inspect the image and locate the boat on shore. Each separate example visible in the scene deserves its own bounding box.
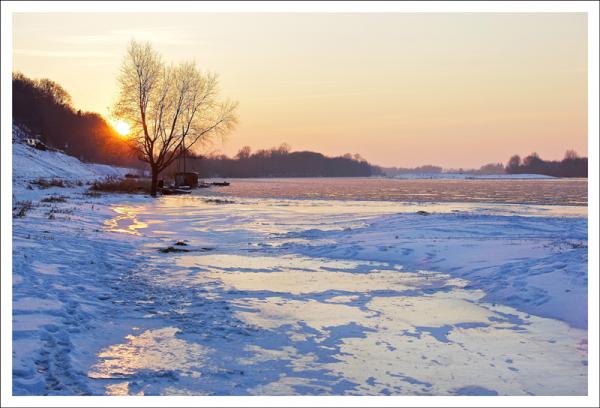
[161,187,192,195]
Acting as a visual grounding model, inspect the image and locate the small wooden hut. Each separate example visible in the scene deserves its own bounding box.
[174,172,198,188]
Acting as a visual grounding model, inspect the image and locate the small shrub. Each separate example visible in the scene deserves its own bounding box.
[31,178,66,189]
[48,206,73,214]
[90,176,151,194]
[84,191,102,198]
[41,195,67,203]
[13,200,33,218]
[159,246,190,253]
[204,198,235,204]
[570,241,587,249]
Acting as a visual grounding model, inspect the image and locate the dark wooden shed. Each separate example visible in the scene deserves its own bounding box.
[174,172,199,188]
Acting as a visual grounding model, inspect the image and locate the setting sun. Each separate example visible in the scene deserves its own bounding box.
[114,120,130,136]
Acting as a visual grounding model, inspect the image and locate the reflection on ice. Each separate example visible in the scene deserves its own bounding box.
[177,253,464,295]
[205,269,453,295]
[176,253,367,272]
[329,302,586,395]
[168,251,586,395]
[366,290,494,328]
[104,206,148,235]
[88,327,209,395]
[91,194,588,395]
[236,298,373,332]
[146,247,587,395]
[249,375,332,396]
[230,288,586,395]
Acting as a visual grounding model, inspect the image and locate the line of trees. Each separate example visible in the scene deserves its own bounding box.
[12,72,138,168]
[375,152,587,178]
[375,162,506,177]
[506,151,587,177]
[166,144,376,178]
[373,164,443,176]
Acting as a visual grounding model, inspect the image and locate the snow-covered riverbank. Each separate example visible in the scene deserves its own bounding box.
[12,182,588,395]
[12,142,135,183]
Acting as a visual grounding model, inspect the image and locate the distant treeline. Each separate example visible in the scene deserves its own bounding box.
[166,144,376,178]
[506,151,587,178]
[12,72,138,168]
[373,164,443,176]
[376,152,587,178]
[375,162,505,177]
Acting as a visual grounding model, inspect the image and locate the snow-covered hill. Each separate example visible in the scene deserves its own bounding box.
[12,124,139,184]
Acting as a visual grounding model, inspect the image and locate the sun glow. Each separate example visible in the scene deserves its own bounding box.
[114,120,130,136]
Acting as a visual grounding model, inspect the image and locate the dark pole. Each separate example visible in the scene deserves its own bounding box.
[182,137,186,173]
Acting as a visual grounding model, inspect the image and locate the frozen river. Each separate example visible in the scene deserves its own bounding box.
[203,177,588,206]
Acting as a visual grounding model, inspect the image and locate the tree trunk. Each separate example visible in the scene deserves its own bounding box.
[150,166,159,197]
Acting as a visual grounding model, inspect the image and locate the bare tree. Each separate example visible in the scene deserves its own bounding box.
[523,152,541,167]
[36,78,73,107]
[235,145,252,159]
[564,149,579,160]
[507,154,521,170]
[113,40,238,196]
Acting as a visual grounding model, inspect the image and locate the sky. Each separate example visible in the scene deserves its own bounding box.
[12,13,588,168]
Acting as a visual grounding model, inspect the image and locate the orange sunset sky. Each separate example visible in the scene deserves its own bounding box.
[12,12,588,168]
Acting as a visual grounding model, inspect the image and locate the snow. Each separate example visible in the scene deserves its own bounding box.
[11,135,588,396]
[12,127,138,185]
[285,209,588,329]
